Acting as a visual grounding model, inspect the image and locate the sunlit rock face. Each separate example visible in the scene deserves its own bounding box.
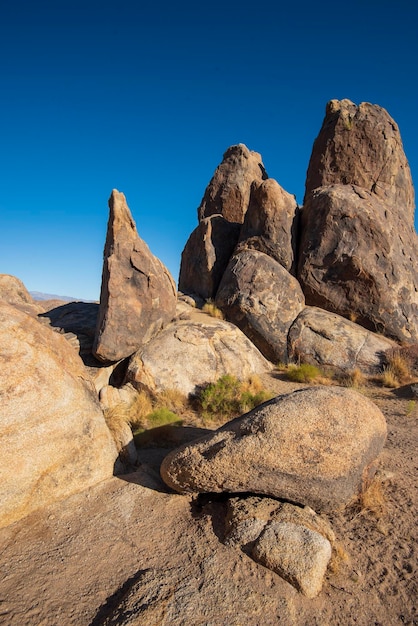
[93,189,177,362]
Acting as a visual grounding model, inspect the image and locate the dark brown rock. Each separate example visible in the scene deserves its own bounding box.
[237,178,299,274]
[160,386,387,513]
[215,249,305,362]
[298,184,418,341]
[93,190,177,362]
[198,144,268,224]
[304,99,415,215]
[178,215,241,300]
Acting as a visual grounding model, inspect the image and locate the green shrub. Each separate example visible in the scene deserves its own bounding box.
[198,374,273,423]
[144,407,183,429]
[284,363,322,383]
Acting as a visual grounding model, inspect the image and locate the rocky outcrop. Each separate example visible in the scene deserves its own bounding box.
[178,215,241,300]
[304,99,414,213]
[93,190,177,362]
[0,273,42,316]
[197,144,268,223]
[288,306,396,373]
[125,305,272,396]
[299,100,418,342]
[236,178,299,274]
[216,249,305,362]
[0,301,118,529]
[160,386,387,513]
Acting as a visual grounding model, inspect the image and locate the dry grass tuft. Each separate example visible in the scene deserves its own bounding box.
[341,368,366,389]
[153,388,189,413]
[202,300,224,319]
[328,542,351,575]
[358,476,387,518]
[103,403,131,445]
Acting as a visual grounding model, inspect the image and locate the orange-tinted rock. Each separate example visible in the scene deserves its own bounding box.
[0,301,118,529]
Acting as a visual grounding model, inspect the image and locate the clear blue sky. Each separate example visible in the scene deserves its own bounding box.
[1,0,417,300]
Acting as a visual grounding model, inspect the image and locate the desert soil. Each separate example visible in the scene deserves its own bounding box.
[0,374,416,625]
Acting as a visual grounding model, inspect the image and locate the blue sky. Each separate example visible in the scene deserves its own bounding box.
[1,0,417,300]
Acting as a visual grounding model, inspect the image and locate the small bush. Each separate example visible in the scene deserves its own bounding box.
[358,476,386,518]
[153,388,188,412]
[383,348,414,385]
[202,300,224,319]
[284,363,322,383]
[198,374,273,423]
[126,391,153,429]
[144,407,183,429]
[379,365,400,388]
[103,404,131,446]
[341,368,366,389]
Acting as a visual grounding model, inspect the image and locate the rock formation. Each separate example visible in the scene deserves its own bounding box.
[236,178,299,274]
[197,143,268,223]
[299,100,418,342]
[93,190,177,362]
[178,144,269,300]
[160,386,387,513]
[0,301,118,529]
[215,249,305,362]
[125,304,272,396]
[178,215,241,301]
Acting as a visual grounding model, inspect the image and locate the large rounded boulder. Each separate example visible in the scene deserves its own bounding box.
[0,301,118,528]
[160,386,387,513]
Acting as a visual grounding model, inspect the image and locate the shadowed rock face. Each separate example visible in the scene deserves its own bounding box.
[216,249,305,362]
[236,178,299,274]
[197,144,268,224]
[178,215,241,301]
[93,190,177,362]
[160,386,387,513]
[299,100,418,342]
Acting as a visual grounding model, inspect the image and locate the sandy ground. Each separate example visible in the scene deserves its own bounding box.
[0,375,416,625]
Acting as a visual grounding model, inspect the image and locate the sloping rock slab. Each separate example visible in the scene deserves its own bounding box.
[288,306,396,373]
[216,249,305,362]
[160,386,387,513]
[0,301,118,528]
[125,314,272,396]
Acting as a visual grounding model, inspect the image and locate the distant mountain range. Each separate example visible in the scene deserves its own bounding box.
[30,291,96,303]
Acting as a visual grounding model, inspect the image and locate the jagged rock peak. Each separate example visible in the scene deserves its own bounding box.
[93,189,177,362]
[197,143,268,224]
[304,99,415,219]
